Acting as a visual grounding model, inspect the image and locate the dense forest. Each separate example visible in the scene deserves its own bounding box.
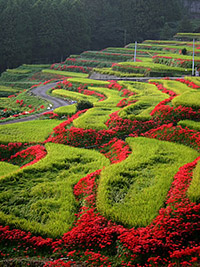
[0,0,199,73]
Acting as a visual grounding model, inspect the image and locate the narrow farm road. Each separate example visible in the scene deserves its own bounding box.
[0,82,71,125]
[31,82,72,109]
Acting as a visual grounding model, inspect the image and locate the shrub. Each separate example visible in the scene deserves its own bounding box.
[182,48,187,55]
[76,100,93,111]
[54,104,77,117]
[172,91,200,110]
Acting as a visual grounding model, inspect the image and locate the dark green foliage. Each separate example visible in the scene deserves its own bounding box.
[76,100,93,111]
[182,48,187,55]
[0,0,189,74]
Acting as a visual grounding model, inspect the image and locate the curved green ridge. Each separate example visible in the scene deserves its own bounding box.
[0,162,19,178]
[187,161,200,203]
[97,137,199,228]
[0,120,65,143]
[0,143,110,238]
[118,82,168,121]
[178,120,200,131]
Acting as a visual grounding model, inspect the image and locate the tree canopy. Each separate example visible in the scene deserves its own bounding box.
[0,0,195,73]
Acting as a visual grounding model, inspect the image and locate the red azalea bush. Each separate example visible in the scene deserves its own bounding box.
[117,98,137,107]
[0,225,53,258]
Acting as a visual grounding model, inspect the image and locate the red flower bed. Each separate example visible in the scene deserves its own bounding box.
[149,81,177,97]
[99,138,131,163]
[10,144,47,168]
[117,98,137,107]
[142,124,200,151]
[118,157,200,266]
[151,102,200,124]
[51,63,92,74]
[0,142,26,161]
[40,111,59,119]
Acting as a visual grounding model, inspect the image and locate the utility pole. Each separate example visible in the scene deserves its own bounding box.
[192,38,195,76]
[134,41,137,62]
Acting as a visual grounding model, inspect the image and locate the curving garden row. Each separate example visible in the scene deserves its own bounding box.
[0,76,200,266]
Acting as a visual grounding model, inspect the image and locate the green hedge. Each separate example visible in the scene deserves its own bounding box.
[175,33,200,40]
[80,51,133,61]
[73,107,118,131]
[172,91,200,110]
[0,143,110,237]
[178,120,200,131]
[0,86,21,97]
[118,82,168,121]
[149,79,192,95]
[91,86,123,108]
[152,54,200,69]
[68,77,109,86]
[126,43,200,55]
[0,120,65,143]
[143,40,197,45]
[187,161,200,203]
[54,104,77,117]
[115,62,192,76]
[184,76,200,86]
[23,64,51,69]
[52,89,98,103]
[42,69,88,78]
[97,137,198,228]
[93,68,145,77]
[6,69,32,74]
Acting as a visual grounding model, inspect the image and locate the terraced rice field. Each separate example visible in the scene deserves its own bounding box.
[0,37,200,266]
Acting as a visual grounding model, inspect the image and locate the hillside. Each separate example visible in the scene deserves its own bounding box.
[0,36,200,266]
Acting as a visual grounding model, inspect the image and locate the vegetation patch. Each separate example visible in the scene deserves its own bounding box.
[0,162,19,178]
[54,104,77,117]
[178,120,200,131]
[172,90,200,110]
[187,161,200,203]
[42,69,88,78]
[0,120,65,143]
[97,137,198,227]
[0,143,110,237]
